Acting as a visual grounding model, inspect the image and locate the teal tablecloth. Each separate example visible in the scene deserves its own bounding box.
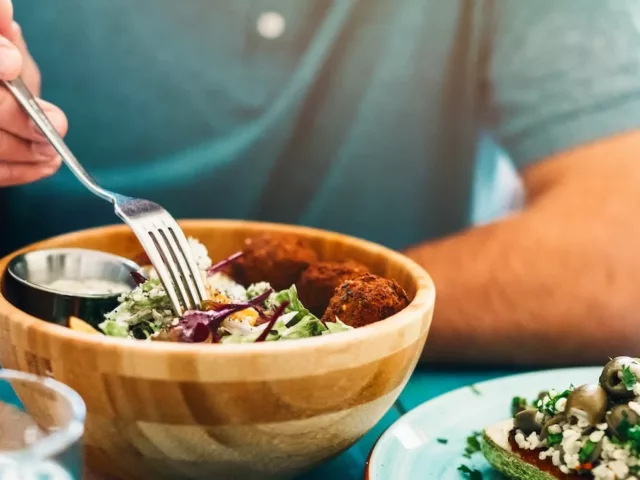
[299,366,525,480]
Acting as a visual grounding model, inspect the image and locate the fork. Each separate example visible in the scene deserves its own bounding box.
[4,78,207,316]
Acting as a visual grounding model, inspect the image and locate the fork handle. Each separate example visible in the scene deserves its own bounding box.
[3,78,115,202]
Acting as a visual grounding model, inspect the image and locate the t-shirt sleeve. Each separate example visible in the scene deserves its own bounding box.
[488,0,640,170]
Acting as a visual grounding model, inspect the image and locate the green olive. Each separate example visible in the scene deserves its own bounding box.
[599,356,640,399]
[514,408,544,435]
[540,415,564,440]
[607,404,640,440]
[565,384,608,426]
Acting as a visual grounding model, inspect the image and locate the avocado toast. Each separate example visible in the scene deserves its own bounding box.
[482,357,640,479]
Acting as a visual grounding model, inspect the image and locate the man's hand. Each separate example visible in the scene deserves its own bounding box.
[0,0,67,187]
[405,131,640,366]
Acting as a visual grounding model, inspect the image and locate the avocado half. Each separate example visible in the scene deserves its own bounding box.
[482,419,559,480]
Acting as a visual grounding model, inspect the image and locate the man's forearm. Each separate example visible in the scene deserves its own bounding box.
[404,215,636,366]
[403,135,640,367]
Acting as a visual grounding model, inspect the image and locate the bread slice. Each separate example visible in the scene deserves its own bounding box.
[482,419,560,480]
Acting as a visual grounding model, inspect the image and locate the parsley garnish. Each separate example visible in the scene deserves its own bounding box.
[463,431,482,458]
[547,432,563,447]
[579,440,597,463]
[457,465,483,479]
[537,386,573,417]
[436,438,448,444]
[622,365,637,390]
[469,384,482,396]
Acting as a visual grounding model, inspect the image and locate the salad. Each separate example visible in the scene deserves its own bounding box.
[483,356,640,480]
[94,234,409,344]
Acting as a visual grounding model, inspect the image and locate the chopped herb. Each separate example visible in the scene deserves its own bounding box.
[511,396,528,417]
[622,365,637,390]
[457,464,483,479]
[578,440,597,463]
[436,438,448,444]
[624,424,640,454]
[547,432,563,447]
[537,386,573,417]
[469,384,482,396]
[463,431,482,458]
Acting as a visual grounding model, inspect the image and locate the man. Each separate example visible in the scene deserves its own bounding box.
[2,0,640,365]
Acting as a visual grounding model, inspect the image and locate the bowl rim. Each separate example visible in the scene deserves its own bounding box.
[0,220,436,358]
[6,247,140,300]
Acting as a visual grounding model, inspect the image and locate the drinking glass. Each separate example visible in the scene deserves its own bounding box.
[0,369,85,479]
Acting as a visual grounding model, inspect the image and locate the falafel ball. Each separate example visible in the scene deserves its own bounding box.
[321,273,410,328]
[297,260,369,317]
[232,233,318,290]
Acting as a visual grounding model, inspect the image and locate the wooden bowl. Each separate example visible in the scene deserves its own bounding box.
[0,221,435,480]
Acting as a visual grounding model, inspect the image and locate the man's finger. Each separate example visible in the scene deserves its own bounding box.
[0,130,59,163]
[0,87,68,142]
[0,33,22,80]
[9,21,40,93]
[0,157,61,187]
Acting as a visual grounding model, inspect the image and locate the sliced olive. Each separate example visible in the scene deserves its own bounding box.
[514,408,544,434]
[565,384,608,426]
[607,404,640,440]
[599,356,640,399]
[540,414,564,440]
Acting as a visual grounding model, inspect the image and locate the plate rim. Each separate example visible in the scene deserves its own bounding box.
[365,365,602,479]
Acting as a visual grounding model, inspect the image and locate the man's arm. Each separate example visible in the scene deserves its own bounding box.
[405,131,640,366]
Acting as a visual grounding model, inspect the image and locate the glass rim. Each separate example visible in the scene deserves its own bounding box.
[0,369,85,461]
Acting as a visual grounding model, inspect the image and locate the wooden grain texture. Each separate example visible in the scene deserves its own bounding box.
[0,220,435,480]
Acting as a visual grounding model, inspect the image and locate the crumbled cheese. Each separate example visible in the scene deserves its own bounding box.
[564,453,580,469]
[526,432,540,449]
[629,401,640,416]
[552,450,561,466]
[559,465,570,474]
[609,460,629,478]
[535,411,545,424]
[592,463,615,480]
[548,424,562,435]
[187,237,212,270]
[597,422,609,431]
[590,430,606,443]
[577,417,591,429]
[555,397,567,413]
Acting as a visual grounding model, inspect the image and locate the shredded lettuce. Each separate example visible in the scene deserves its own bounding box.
[99,319,131,338]
[221,286,353,343]
[99,278,174,338]
[322,318,352,335]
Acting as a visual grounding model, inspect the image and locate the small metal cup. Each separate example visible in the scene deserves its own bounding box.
[2,248,140,328]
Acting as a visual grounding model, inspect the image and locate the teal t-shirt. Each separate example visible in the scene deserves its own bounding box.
[4,0,640,254]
